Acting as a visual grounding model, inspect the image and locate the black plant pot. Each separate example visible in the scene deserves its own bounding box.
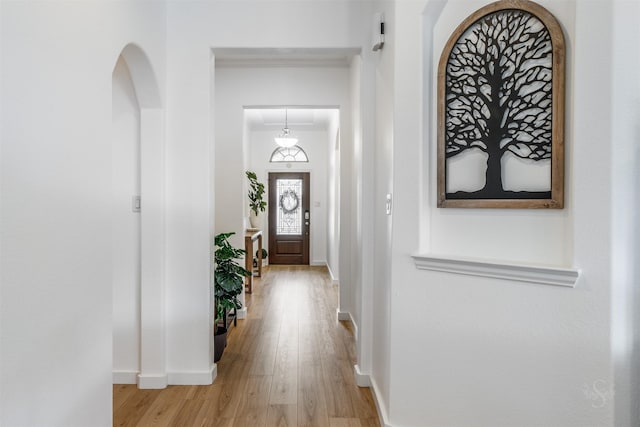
[214,327,227,362]
[255,248,268,259]
[254,248,268,268]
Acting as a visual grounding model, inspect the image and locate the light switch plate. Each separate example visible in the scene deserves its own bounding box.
[132,196,141,213]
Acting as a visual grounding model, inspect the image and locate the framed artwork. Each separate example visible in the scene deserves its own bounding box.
[437,0,565,208]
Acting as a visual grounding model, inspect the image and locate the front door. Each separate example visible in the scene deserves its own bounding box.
[268,172,310,265]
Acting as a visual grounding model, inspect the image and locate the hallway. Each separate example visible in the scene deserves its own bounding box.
[113,266,379,426]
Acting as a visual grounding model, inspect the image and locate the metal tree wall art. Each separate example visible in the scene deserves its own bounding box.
[437,0,565,208]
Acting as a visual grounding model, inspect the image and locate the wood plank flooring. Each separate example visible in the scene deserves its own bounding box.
[113,265,380,426]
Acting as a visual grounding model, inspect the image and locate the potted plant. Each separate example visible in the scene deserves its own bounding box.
[214,232,251,362]
[246,171,266,228]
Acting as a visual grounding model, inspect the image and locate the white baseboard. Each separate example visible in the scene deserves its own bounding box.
[326,264,339,284]
[337,310,350,321]
[311,260,327,267]
[114,366,217,388]
[168,364,216,385]
[138,373,168,389]
[237,307,248,319]
[353,364,371,387]
[112,370,138,385]
[370,375,393,427]
[353,366,392,426]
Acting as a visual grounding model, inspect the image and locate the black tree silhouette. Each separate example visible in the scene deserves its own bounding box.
[444,9,553,199]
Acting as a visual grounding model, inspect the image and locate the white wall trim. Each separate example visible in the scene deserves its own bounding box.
[137,373,168,389]
[237,307,248,319]
[135,366,217,388]
[311,260,328,267]
[337,310,351,321]
[168,364,217,385]
[353,364,371,387]
[412,254,580,287]
[354,367,392,426]
[370,375,393,427]
[112,371,138,385]
[327,263,339,284]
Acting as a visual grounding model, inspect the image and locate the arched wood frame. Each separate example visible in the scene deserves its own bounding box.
[437,0,565,208]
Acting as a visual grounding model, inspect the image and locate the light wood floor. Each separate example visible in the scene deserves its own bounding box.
[113,265,380,426]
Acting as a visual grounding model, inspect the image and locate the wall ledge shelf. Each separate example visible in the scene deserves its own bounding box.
[412,254,580,287]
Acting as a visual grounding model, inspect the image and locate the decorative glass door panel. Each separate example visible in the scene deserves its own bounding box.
[269,172,310,265]
[276,179,303,235]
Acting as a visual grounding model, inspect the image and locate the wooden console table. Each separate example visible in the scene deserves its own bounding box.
[244,229,263,293]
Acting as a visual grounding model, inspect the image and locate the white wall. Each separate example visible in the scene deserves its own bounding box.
[428,1,574,266]
[165,0,368,381]
[371,0,637,425]
[0,1,166,425]
[112,55,141,383]
[247,127,330,266]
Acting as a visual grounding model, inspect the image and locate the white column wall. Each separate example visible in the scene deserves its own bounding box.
[327,110,341,283]
[138,107,167,387]
[165,37,214,383]
[112,56,142,383]
[350,48,377,389]
[0,1,166,425]
[370,0,396,419]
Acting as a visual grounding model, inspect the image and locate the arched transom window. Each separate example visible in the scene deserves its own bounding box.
[270,145,309,163]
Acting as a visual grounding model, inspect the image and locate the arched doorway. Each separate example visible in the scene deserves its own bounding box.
[111,43,166,389]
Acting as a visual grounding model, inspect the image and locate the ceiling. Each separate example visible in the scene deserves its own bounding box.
[244,108,338,131]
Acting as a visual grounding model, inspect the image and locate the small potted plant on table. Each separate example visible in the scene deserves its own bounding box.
[246,171,267,229]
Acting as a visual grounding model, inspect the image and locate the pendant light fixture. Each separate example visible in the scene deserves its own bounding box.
[274,108,298,148]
